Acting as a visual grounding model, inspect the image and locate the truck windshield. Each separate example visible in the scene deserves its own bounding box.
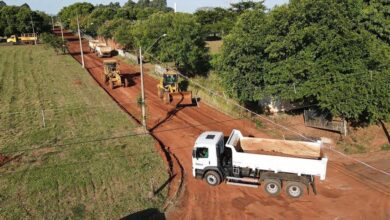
[163,74,177,86]
[196,147,208,158]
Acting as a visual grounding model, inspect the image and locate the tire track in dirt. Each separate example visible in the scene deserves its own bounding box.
[59,32,389,220]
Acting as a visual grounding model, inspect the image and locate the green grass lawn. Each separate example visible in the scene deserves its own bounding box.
[0,45,168,219]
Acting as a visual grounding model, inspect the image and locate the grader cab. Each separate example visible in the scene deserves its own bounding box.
[103,60,129,89]
[157,70,192,105]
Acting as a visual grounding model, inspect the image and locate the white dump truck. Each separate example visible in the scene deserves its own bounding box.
[88,40,99,52]
[95,44,112,58]
[192,129,328,198]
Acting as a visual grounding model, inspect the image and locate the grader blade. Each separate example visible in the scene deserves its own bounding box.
[170,91,193,106]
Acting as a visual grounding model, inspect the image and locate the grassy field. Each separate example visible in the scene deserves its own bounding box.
[0,45,168,219]
[206,40,223,55]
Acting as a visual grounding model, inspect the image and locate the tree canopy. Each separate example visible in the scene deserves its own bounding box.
[0,4,50,36]
[131,12,210,74]
[218,0,390,123]
[195,7,236,38]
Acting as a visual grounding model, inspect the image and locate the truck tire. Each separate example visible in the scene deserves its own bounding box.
[157,88,163,99]
[124,78,129,87]
[205,171,221,186]
[263,179,281,196]
[285,181,305,199]
[163,92,170,104]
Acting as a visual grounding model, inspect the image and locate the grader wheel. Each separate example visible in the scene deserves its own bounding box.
[110,80,115,89]
[157,88,164,99]
[163,91,170,104]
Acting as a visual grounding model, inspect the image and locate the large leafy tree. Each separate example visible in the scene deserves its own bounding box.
[0,4,50,36]
[195,7,236,38]
[58,2,94,29]
[219,0,390,123]
[130,12,210,74]
[84,6,118,36]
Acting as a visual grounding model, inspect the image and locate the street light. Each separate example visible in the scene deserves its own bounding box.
[139,33,167,132]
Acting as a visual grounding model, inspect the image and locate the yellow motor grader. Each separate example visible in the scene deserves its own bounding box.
[157,70,192,105]
[103,60,130,89]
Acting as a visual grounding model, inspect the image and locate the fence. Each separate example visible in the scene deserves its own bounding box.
[304,109,347,135]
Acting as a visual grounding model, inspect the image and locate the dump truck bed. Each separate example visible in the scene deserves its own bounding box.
[239,137,322,158]
[96,46,112,53]
[225,129,328,180]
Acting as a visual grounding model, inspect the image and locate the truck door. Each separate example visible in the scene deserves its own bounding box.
[193,147,210,169]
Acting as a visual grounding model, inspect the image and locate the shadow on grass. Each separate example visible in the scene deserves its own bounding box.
[121,208,165,220]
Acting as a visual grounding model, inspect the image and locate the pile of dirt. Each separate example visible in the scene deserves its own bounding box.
[0,154,9,167]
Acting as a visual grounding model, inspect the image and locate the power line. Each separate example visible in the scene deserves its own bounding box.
[1,117,242,155]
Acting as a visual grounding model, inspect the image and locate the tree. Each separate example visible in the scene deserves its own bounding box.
[124,0,136,8]
[230,1,266,14]
[195,7,236,38]
[150,0,167,10]
[58,2,94,29]
[361,0,390,44]
[219,0,390,123]
[0,5,50,36]
[137,0,150,7]
[0,1,6,7]
[114,21,134,49]
[41,33,66,54]
[97,18,125,39]
[130,12,210,74]
[84,6,118,36]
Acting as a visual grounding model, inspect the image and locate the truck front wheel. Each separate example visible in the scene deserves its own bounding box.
[263,179,281,196]
[285,181,305,199]
[205,171,221,186]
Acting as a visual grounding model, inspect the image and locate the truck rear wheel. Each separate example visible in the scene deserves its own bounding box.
[205,171,221,186]
[263,179,281,196]
[285,181,305,199]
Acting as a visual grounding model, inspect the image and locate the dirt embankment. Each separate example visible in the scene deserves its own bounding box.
[58,30,390,220]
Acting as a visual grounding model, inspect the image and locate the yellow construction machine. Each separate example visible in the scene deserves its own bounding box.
[103,60,130,89]
[7,33,37,44]
[157,70,192,105]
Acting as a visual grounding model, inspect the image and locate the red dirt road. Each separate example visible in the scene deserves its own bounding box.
[62,33,389,219]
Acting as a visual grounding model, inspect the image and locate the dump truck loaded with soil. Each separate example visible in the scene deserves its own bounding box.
[89,40,112,57]
[192,129,328,198]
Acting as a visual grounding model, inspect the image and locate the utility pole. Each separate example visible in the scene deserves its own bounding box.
[138,34,167,132]
[139,47,147,131]
[174,3,177,13]
[51,16,55,31]
[59,19,64,42]
[77,14,85,68]
[30,15,37,45]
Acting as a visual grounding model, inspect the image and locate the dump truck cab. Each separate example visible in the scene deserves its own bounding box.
[7,35,17,43]
[192,131,225,179]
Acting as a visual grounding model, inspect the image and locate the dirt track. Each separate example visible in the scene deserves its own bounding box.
[59,32,389,219]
